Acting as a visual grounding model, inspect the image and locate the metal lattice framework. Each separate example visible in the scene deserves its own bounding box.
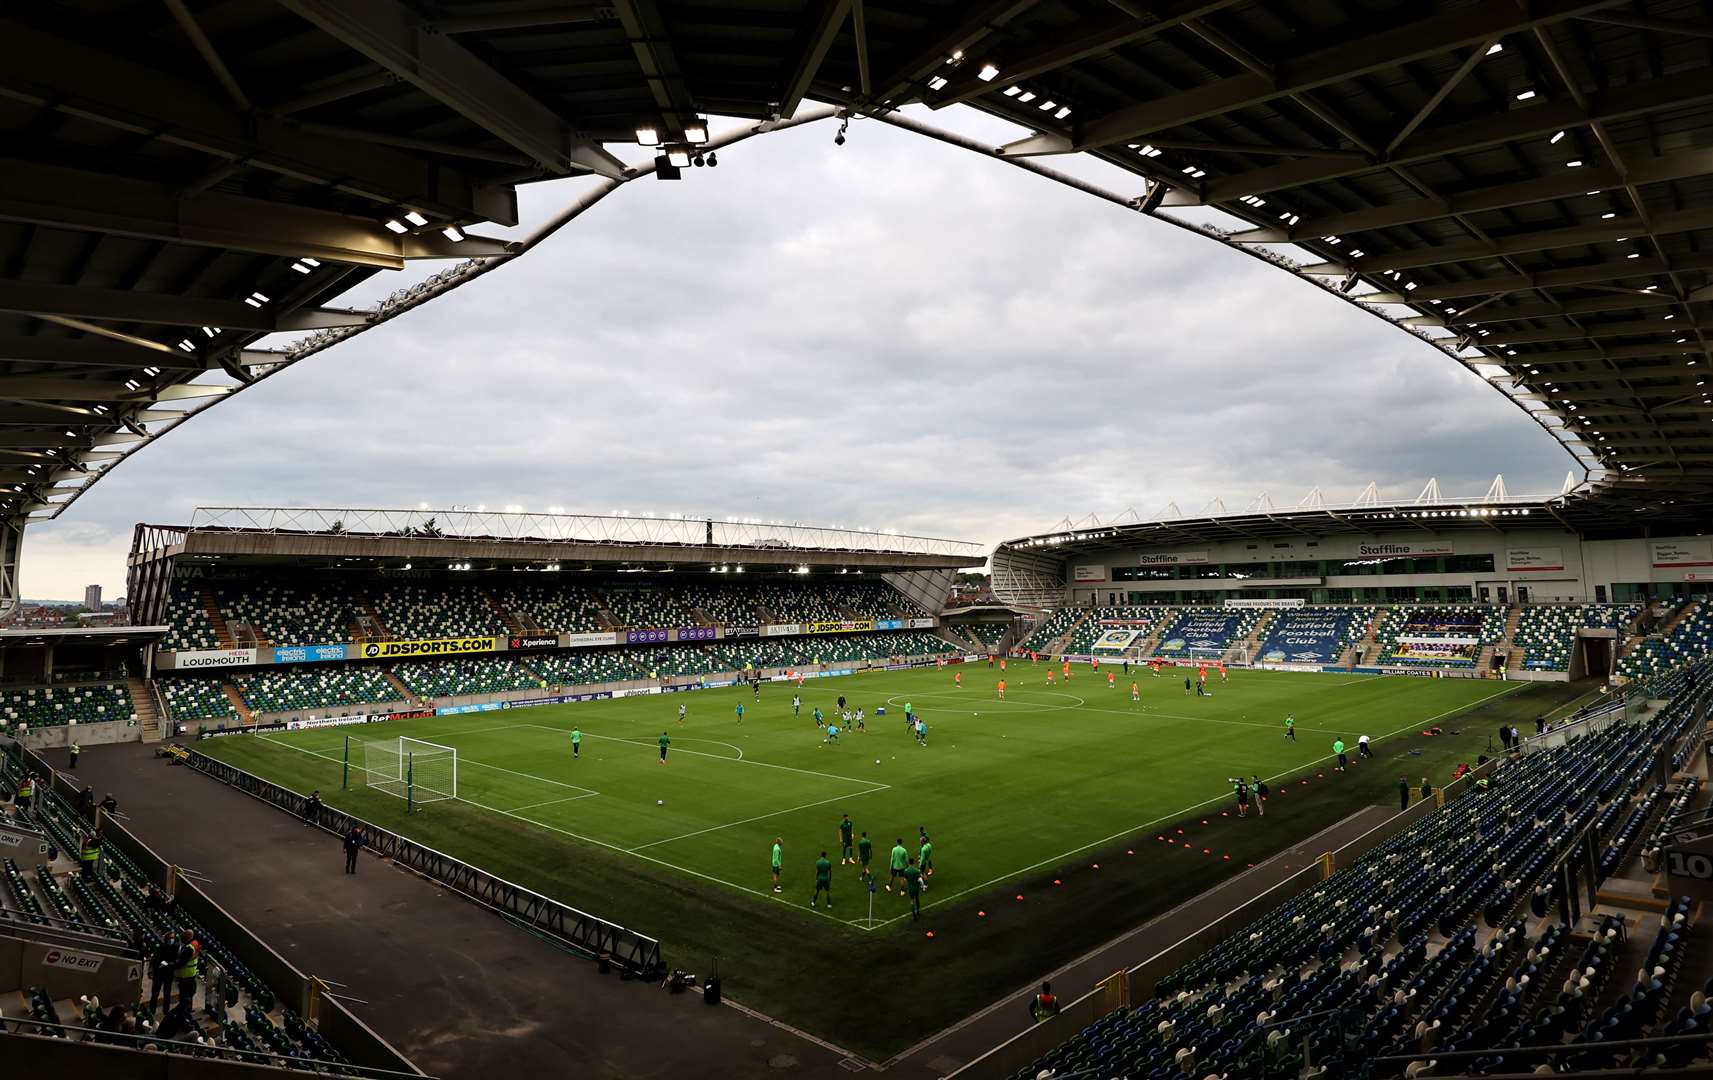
[5,0,1713,619]
[182,505,986,558]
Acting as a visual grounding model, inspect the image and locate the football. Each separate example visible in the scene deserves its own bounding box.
[656,799,664,806]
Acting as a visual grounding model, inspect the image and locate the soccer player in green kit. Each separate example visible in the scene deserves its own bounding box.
[918,831,934,889]
[812,850,833,908]
[770,837,783,893]
[887,837,908,892]
[857,831,873,880]
[902,856,923,918]
[838,813,855,864]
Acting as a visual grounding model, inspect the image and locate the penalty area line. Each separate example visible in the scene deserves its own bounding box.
[250,730,870,929]
[629,782,890,853]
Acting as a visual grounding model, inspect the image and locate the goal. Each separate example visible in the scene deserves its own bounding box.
[1188,646,1248,667]
[354,736,458,808]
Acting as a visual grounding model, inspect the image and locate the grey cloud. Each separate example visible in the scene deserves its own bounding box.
[28,108,1565,597]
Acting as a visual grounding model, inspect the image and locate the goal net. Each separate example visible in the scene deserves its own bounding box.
[359,736,457,805]
[1188,646,1248,667]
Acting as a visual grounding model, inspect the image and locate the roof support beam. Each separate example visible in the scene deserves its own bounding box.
[1402,292,1678,327]
[780,0,852,118]
[1359,253,1713,303]
[1080,0,1622,148]
[1483,321,1711,347]
[1295,206,1713,275]
[930,0,1241,107]
[1199,67,1713,204]
[1234,144,1713,243]
[0,159,508,269]
[0,336,213,370]
[0,279,358,334]
[428,5,616,34]
[612,0,698,127]
[872,0,1042,104]
[276,0,595,176]
[0,19,517,224]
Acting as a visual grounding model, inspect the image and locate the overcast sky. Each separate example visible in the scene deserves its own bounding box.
[30,105,1569,601]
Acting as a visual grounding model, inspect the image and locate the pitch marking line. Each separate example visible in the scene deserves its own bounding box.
[629,782,890,853]
[246,730,875,929]
[601,734,746,760]
[515,724,879,787]
[859,680,1526,929]
[503,794,600,814]
[261,732,600,798]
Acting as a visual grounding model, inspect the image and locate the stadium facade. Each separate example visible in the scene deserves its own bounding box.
[993,487,1712,611]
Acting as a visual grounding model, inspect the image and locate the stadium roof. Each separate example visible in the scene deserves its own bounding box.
[129,505,985,569]
[5,1,1712,531]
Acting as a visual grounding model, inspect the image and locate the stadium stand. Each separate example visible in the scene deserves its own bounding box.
[212,580,358,647]
[1017,608,1087,653]
[492,581,607,633]
[600,584,697,629]
[394,657,546,698]
[1254,608,1364,665]
[1375,605,1506,668]
[1013,667,1712,1080]
[0,751,374,1072]
[1509,604,1642,672]
[159,678,241,725]
[232,667,403,716]
[1152,608,1260,659]
[372,582,506,640]
[675,583,760,625]
[1620,599,1711,682]
[961,623,1010,651]
[161,586,221,652]
[1067,608,1163,655]
[0,683,134,730]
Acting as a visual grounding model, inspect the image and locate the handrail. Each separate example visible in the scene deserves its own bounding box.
[179,750,663,976]
[0,1015,431,1078]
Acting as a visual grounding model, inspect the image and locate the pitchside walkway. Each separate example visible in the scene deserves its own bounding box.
[56,741,856,1080]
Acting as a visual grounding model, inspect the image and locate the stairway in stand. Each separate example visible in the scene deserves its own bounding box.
[1047,608,1097,654]
[221,685,254,726]
[129,677,163,743]
[1132,610,1176,659]
[384,669,429,708]
[1502,604,1526,673]
[200,588,236,649]
[483,588,525,634]
[1233,611,1277,664]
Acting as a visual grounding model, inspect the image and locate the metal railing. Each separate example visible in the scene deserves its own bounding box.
[182,506,985,560]
[180,751,663,975]
[0,1016,428,1078]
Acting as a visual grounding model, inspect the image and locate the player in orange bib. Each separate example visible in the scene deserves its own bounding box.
[1131,680,1140,702]
[1219,664,1228,683]
[999,659,1006,672]
[1061,660,1070,680]
[1046,669,1055,686]
[1107,671,1116,689]
[997,679,1006,700]
[954,671,962,688]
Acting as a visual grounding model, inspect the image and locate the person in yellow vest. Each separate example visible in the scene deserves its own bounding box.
[68,742,81,770]
[78,829,102,879]
[15,773,34,812]
[171,928,201,1011]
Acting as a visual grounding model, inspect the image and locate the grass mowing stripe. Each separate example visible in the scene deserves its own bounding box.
[253,732,869,928]
[204,668,1579,1058]
[629,782,891,853]
[859,679,1526,929]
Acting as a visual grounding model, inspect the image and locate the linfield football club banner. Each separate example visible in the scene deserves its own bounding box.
[360,636,498,659]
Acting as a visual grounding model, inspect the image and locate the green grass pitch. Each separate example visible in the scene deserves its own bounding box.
[198,663,1587,1058]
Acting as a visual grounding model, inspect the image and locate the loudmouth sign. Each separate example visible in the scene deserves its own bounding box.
[509,635,559,650]
[626,628,669,644]
[677,626,717,642]
[168,648,257,670]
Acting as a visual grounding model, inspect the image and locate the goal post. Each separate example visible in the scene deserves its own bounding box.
[350,735,458,809]
[1188,646,1248,667]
